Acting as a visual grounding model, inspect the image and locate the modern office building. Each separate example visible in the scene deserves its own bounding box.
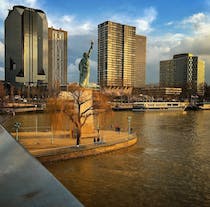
[160,60,175,87]
[98,21,146,88]
[48,27,68,90]
[160,53,205,96]
[5,5,48,87]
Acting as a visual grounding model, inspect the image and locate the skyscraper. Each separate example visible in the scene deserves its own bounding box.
[98,21,146,88]
[48,27,68,90]
[5,5,48,87]
[135,35,146,87]
[160,53,205,96]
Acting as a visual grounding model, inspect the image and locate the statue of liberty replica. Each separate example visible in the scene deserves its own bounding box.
[79,41,94,87]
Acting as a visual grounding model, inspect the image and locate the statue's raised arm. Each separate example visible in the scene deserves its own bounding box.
[87,40,94,57]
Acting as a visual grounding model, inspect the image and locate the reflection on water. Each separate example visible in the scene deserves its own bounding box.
[4,111,210,206]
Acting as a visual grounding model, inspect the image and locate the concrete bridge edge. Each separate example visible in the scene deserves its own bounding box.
[0,124,83,207]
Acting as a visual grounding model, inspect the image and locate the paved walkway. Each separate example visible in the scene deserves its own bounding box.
[14,130,135,154]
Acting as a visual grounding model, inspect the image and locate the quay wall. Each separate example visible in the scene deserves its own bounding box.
[34,137,137,163]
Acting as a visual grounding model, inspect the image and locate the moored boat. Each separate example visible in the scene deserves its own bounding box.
[112,103,133,111]
[132,101,187,112]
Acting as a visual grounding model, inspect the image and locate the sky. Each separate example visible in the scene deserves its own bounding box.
[0,0,210,84]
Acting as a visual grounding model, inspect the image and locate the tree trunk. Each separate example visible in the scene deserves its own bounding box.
[76,127,81,147]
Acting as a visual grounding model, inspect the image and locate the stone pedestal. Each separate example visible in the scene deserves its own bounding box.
[81,88,95,136]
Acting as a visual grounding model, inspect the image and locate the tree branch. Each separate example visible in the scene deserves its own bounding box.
[81,113,93,127]
[80,98,92,106]
[81,105,93,116]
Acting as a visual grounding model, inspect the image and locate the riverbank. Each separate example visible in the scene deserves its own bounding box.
[13,130,137,162]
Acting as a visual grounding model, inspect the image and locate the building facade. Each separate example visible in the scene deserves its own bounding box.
[5,5,48,87]
[160,60,175,87]
[160,53,205,96]
[48,27,67,90]
[135,35,146,87]
[98,21,146,88]
[137,87,182,100]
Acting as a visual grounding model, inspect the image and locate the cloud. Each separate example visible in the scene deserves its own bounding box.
[1,2,210,85]
[42,5,156,83]
[0,41,4,61]
[135,7,157,33]
[68,58,80,82]
[48,14,96,36]
[165,21,175,26]
[181,12,210,35]
[146,12,210,84]
[0,67,4,80]
[146,33,185,84]
[171,13,210,83]
[0,0,40,20]
[109,7,157,34]
[171,35,210,55]
[0,1,157,37]
[182,12,206,24]
[0,0,43,36]
[169,34,210,83]
[0,1,98,82]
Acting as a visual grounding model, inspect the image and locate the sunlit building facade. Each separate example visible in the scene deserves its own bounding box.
[98,21,146,88]
[48,27,68,90]
[5,5,48,87]
[135,35,146,87]
[160,53,205,96]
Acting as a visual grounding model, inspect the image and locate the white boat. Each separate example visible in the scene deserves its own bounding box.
[112,103,133,111]
[132,102,187,112]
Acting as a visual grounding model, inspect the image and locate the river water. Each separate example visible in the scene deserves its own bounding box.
[3,110,210,206]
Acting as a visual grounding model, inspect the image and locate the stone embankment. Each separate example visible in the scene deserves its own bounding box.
[14,130,138,162]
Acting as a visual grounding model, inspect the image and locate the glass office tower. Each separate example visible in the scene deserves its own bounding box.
[5,5,48,87]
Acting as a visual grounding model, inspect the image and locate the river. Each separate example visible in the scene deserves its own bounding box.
[3,110,210,206]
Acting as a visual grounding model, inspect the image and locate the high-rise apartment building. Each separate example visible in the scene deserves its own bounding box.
[160,53,205,96]
[5,5,48,87]
[98,21,146,88]
[136,35,146,87]
[48,27,67,90]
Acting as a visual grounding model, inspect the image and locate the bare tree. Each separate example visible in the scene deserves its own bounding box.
[62,83,91,146]
[63,83,110,146]
[47,83,110,147]
[47,96,70,143]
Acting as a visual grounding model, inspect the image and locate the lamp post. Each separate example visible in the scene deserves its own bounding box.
[127,116,132,135]
[14,122,21,141]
